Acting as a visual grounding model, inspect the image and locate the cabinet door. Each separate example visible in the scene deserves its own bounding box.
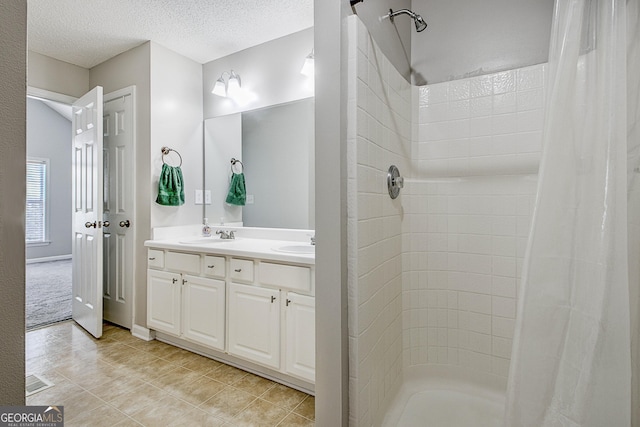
[182,275,225,351]
[228,282,280,369]
[147,269,181,336]
[285,293,315,382]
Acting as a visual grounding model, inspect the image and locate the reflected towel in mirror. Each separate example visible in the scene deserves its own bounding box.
[226,172,246,206]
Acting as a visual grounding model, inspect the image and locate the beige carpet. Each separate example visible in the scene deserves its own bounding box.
[26,259,72,330]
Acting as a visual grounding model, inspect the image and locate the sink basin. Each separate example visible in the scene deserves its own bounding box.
[272,245,315,254]
[179,237,237,244]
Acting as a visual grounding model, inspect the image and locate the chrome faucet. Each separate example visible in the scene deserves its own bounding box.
[216,230,236,239]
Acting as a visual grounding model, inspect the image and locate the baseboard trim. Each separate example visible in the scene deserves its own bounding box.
[131,324,155,341]
[26,254,72,264]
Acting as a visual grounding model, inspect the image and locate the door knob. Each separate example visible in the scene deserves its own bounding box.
[119,220,131,228]
[85,221,97,228]
[103,221,110,227]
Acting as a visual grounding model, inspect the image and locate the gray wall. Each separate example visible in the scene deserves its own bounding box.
[28,51,89,98]
[242,99,315,229]
[411,0,554,84]
[0,0,26,405]
[26,98,72,260]
[90,43,152,329]
[314,0,352,425]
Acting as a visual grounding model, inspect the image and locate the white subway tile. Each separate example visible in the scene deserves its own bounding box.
[470,75,493,98]
[517,65,544,91]
[492,276,516,298]
[469,332,492,354]
[492,356,511,377]
[493,92,517,115]
[449,79,471,100]
[517,88,543,111]
[492,296,516,318]
[517,109,544,133]
[469,312,492,334]
[492,336,512,359]
[492,316,516,339]
[469,96,493,118]
[493,70,516,94]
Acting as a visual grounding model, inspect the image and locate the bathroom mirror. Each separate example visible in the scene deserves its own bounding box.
[204,97,315,229]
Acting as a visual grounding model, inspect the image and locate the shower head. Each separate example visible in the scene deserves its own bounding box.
[384,8,428,32]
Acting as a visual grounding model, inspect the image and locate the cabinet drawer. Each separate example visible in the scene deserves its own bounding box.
[147,249,164,269]
[230,258,254,282]
[259,262,311,292]
[204,255,226,278]
[165,251,200,275]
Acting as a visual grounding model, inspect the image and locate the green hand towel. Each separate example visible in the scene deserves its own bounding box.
[226,172,246,206]
[156,164,185,206]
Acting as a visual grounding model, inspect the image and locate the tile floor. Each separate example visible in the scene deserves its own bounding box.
[26,321,315,426]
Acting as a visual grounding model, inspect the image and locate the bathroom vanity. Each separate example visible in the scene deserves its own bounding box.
[144,227,315,393]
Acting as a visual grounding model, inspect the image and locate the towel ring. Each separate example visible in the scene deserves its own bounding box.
[161,147,182,167]
[231,158,243,173]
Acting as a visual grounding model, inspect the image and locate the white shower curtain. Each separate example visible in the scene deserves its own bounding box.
[505,0,640,426]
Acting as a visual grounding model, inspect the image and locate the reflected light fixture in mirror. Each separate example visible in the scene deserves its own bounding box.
[300,49,314,78]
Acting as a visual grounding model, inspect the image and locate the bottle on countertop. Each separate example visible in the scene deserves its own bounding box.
[202,218,211,237]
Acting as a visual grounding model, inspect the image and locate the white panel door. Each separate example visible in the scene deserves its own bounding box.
[102,88,135,329]
[182,275,225,350]
[285,292,316,382]
[72,86,104,339]
[228,282,280,369]
[147,269,181,336]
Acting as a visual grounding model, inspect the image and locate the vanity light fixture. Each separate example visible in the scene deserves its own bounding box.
[211,70,242,97]
[300,49,314,78]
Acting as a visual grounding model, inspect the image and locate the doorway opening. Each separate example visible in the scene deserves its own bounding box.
[26,93,73,330]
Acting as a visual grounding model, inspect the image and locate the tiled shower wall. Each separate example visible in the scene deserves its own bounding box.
[347,14,547,427]
[347,17,411,427]
[401,64,546,377]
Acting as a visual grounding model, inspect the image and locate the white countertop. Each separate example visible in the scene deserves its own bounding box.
[144,236,315,266]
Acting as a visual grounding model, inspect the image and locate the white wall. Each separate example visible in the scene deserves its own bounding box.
[150,42,204,229]
[28,51,90,98]
[26,98,72,260]
[0,0,26,405]
[90,42,152,328]
[410,0,554,84]
[203,28,314,119]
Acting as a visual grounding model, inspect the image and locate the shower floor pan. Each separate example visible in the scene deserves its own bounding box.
[382,366,505,427]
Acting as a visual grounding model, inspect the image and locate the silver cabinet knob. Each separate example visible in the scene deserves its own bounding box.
[119,220,131,228]
[103,221,110,227]
[85,221,97,228]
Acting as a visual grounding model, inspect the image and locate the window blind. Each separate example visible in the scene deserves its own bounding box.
[26,159,47,243]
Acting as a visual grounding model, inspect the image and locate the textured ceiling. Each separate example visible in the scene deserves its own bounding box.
[27,0,314,69]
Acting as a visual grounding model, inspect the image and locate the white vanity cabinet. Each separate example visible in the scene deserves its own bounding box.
[147,250,226,351]
[228,282,280,369]
[227,264,316,382]
[145,242,315,389]
[285,292,315,382]
[147,269,181,336]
